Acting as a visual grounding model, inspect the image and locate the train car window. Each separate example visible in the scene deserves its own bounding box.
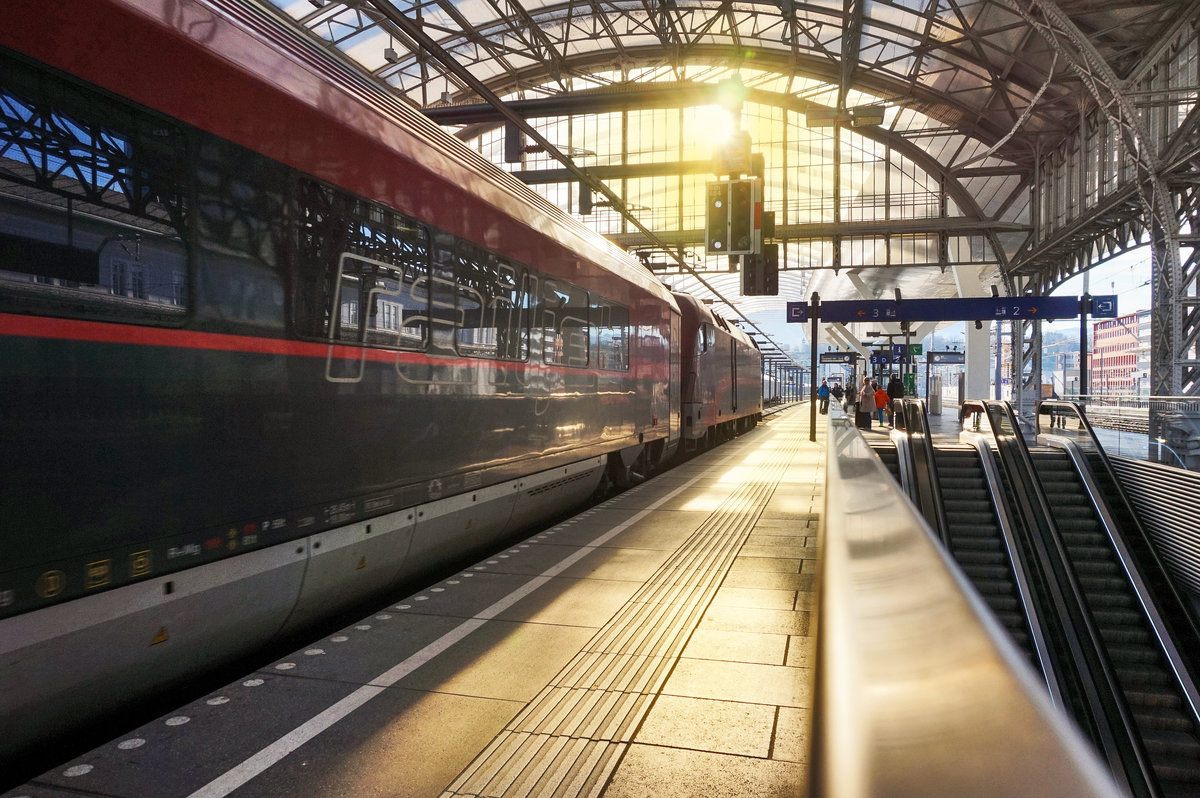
[0,51,189,322]
[454,242,530,360]
[590,298,629,371]
[541,277,589,367]
[697,322,715,354]
[331,254,426,348]
[296,179,429,348]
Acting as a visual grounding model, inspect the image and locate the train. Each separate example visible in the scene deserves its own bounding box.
[0,0,763,769]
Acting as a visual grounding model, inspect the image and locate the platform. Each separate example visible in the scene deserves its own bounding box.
[4,405,824,798]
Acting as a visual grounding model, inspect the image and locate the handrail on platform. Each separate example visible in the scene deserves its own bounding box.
[812,404,1121,797]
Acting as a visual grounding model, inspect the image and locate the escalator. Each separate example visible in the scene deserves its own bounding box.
[868,440,902,486]
[1030,446,1200,795]
[954,399,1200,797]
[932,442,1036,661]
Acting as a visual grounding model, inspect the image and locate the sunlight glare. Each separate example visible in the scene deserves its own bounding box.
[691,104,736,152]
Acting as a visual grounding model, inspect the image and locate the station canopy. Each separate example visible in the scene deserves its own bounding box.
[263,0,1197,325]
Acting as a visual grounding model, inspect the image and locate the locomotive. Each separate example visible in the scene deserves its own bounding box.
[0,0,762,768]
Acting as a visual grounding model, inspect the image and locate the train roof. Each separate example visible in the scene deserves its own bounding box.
[672,292,757,349]
[220,1,675,306]
[3,0,675,310]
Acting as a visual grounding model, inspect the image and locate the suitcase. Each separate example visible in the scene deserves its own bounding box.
[855,410,872,430]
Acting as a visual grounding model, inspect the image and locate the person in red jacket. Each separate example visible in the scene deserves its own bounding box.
[873,380,890,426]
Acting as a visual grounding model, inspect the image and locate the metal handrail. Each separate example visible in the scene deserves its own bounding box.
[900,398,950,546]
[961,399,1160,797]
[815,408,1123,797]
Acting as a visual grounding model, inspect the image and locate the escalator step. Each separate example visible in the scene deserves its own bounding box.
[1136,711,1197,734]
[940,516,998,528]
[1080,575,1131,593]
[1070,542,1113,559]
[1100,626,1153,646]
[1072,560,1122,577]
[1116,666,1174,688]
[1095,607,1148,627]
[1144,729,1200,757]
[966,577,1015,596]
[955,550,1007,567]
[1126,688,1184,710]
[1081,591,1136,609]
[983,596,1021,613]
[1108,645,1165,666]
[960,564,1011,581]
[951,536,1003,552]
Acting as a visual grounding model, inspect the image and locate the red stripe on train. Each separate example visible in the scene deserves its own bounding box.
[0,312,410,363]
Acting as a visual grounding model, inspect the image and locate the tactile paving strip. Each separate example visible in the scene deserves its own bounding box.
[441,427,802,798]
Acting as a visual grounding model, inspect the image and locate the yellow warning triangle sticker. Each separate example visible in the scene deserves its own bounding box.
[151,627,169,646]
[357,556,367,570]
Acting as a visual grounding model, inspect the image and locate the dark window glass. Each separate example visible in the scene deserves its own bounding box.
[454,242,529,361]
[590,298,629,370]
[541,277,589,367]
[0,51,188,320]
[295,179,428,348]
[332,254,426,349]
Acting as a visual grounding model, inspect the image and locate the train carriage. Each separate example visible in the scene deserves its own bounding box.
[0,0,695,765]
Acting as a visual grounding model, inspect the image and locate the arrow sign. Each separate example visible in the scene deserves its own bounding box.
[1091,294,1118,318]
[786,301,810,323]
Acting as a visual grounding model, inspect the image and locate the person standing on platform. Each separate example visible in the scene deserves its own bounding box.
[857,376,874,427]
[831,381,845,410]
[817,379,830,414]
[874,380,890,426]
[887,373,904,424]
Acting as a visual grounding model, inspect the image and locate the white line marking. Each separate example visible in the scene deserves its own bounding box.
[187,456,730,798]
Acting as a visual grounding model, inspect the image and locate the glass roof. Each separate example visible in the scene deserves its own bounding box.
[260,0,1196,332]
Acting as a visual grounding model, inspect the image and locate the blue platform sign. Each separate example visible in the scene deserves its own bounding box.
[786,301,809,323]
[817,296,1081,324]
[891,344,907,357]
[819,351,855,364]
[869,353,892,365]
[929,350,967,365]
[1091,295,1119,318]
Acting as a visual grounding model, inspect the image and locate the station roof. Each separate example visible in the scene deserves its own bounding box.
[263,0,1198,325]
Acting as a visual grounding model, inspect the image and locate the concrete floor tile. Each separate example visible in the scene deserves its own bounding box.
[557,545,673,582]
[739,541,811,559]
[728,556,804,575]
[393,570,542,620]
[663,659,811,708]
[398,619,595,702]
[30,674,362,796]
[721,570,814,593]
[494,576,640,627]
[772,706,812,764]
[711,586,798,611]
[748,530,809,544]
[701,605,809,636]
[604,743,805,798]
[786,636,814,668]
[241,690,520,798]
[682,629,787,666]
[634,695,775,757]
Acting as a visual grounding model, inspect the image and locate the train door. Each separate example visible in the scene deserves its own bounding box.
[730,337,738,411]
[670,310,681,441]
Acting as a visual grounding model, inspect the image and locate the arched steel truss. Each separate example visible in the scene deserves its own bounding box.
[264,0,1199,395]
